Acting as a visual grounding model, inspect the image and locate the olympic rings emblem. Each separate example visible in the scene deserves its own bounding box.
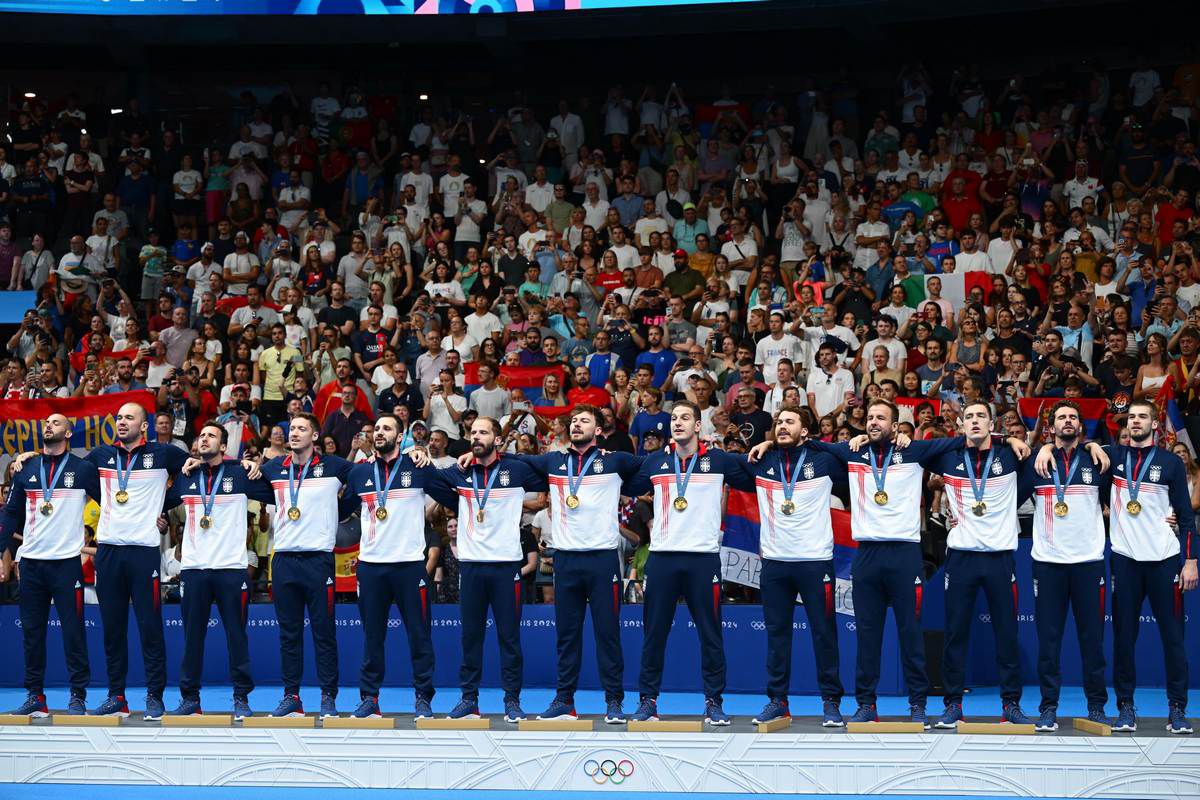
[583,758,634,785]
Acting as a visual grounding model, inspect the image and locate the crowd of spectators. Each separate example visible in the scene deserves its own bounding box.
[3,59,1200,603]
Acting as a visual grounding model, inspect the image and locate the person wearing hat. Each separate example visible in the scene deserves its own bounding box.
[663,247,705,309]
[672,202,708,254]
[265,238,301,303]
[576,148,613,202]
[223,230,261,297]
[1062,159,1103,212]
[137,228,169,315]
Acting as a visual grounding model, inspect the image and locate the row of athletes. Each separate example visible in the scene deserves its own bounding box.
[0,397,1195,733]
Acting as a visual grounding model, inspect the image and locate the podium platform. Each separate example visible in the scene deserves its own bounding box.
[0,714,1193,798]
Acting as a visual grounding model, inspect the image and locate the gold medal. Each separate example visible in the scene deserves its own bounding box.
[873,490,888,506]
[1126,499,1141,516]
[476,509,486,523]
[39,502,53,517]
[781,499,796,516]
[287,506,302,521]
[375,507,388,521]
[1053,501,1069,517]
[115,489,130,504]
[972,501,986,517]
[565,494,580,509]
[673,496,688,512]
[199,515,213,529]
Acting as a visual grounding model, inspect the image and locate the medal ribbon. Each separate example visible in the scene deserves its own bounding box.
[868,444,893,497]
[472,461,501,516]
[673,450,700,504]
[1125,447,1156,505]
[1051,447,1081,508]
[374,457,402,513]
[39,454,69,508]
[566,447,599,501]
[779,448,809,505]
[287,457,313,511]
[116,446,141,497]
[200,463,226,521]
[963,445,996,508]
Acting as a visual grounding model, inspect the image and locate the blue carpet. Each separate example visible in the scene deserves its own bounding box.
[1,684,1196,718]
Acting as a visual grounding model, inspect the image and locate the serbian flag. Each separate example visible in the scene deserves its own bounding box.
[1018,397,1108,442]
[721,489,857,616]
[69,347,139,374]
[313,380,374,423]
[1154,374,1195,453]
[463,362,573,417]
[215,295,282,317]
[0,390,157,455]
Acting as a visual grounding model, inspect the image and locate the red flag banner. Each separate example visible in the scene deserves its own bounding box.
[69,347,140,374]
[0,390,158,455]
[1018,397,1108,441]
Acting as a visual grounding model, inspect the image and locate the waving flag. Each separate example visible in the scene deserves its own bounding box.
[462,362,573,417]
[69,347,140,374]
[1018,397,1108,441]
[0,390,158,455]
[721,489,857,616]
[1154,374,1194,453]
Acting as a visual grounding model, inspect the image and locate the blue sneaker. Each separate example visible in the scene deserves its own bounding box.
[935,702,964,729]
[1002,702,1033,725]
[704,698,731,726]
[92,694,130,718]
[630,696,658,722]
[538,698,576,720]
[233,696,252,722]
[752,698,790,725]
[910,704,930,730]
[822,700,844,728]
[1086,706,1110,727]
[320,693,338,718]
[11,692,48,718]
[271,694,304,718]
[169,697,202,716]
[67,695,87,716]
[413,696,433,720]
[504,700,526,723]
[447,697,480,720]
[604,699,626,724]
[1113,702,1136,732]
[353,696,381,719]
[848,704,878,724]
[1167,704,1193,735]
[1035,707,1059,732]
[143,695,165,722]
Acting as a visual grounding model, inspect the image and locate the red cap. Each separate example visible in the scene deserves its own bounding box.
[674,249,688,258]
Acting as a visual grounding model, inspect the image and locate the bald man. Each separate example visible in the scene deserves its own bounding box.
[0,415,101,716]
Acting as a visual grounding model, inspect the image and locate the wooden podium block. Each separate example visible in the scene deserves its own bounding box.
[241,715,316,728]
[627,719,703,733]
[162,715,232,727]
[0,715,32,726]
[846,721,925,734]
[1071,717,1112,736]
[52,715,120,727]
[518,718,594,732]
[957,722,1036,736]
[415,717,492,730]
[323,716,395,730]
[755,716,793,733]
